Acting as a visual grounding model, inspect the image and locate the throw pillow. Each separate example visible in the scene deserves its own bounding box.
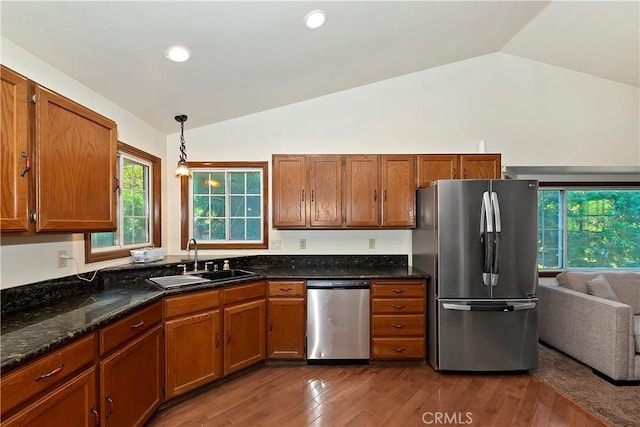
[586,274,620,302]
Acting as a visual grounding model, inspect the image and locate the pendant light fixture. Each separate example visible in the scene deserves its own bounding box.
[174,114,191,177]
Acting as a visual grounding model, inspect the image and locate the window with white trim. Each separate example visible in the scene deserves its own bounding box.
[85,142,161,262]
[181,162,268,249]
[538,186,640,270]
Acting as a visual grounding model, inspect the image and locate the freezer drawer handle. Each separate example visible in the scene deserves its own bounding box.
[513,302,536,311]
[442,303,471,311]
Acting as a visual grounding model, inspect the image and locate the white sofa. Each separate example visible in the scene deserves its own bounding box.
[538,270,640,382]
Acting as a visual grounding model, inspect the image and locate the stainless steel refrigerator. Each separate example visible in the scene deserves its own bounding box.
[412,179,539,372]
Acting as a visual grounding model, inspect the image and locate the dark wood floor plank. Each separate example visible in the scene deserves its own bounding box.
[146,364,606,427]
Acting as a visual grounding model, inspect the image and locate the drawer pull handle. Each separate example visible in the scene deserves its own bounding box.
[392,323,407,328]
[215,332,220,348]
[392,347,407,353]
[130,320,145,329]
[227,330,232,345]
[279,287,293,291]
[35,364,64,381]
[105,396,114,418]
[391,289,405,294]
[391,304,406,309]
[91,406,100,427]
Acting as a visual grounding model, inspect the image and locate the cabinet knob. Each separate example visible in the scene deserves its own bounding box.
[391,289,405,294]
[105,396,114,418]
[20,151,30,177]
[391,304,406,309]
[392,347,407,353]
[90,407,100,427]
[391,323,407,329]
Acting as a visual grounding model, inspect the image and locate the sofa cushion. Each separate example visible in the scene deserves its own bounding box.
[586,275,620,302]
[557,271,640,314]
[635,315,640,354]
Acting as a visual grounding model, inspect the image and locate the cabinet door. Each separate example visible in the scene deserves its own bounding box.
[224,299,265,375]
[272,155,307,228]
[35,85,117,231]
[344,155,380,227]
[165,309,222,399]
[459,154,501,179]
[308,155,343,227]
[3,368,98,427]
[267,298,305,360]
[100,325,163,427]
[381,155,415,227]
[1,66,30,232]
[416,154,459,188]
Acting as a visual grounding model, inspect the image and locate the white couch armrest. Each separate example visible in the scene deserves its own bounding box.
[538,283,635,381]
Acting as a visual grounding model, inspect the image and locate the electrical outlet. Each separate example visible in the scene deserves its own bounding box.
[299,239,306,249]
[271,239,281,249]
[369,238,376,249]
[58,250,68,268]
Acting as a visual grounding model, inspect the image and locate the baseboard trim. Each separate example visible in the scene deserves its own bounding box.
[592,368,640,386]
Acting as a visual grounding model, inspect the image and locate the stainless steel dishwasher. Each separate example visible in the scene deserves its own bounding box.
[306,279,370,363]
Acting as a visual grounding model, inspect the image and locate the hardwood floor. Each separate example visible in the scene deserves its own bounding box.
[146,364,606,427]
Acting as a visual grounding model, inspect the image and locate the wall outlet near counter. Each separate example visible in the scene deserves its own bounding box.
[57,250,68,268]
[369,238,376,249]
[299,239,306,249]
[271,239,282,249]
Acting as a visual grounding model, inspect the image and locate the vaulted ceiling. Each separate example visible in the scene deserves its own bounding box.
[2,1,637,133]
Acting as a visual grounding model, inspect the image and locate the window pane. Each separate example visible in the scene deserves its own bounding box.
[92,232,116,248]
[230,218,245,240]
[246,172,261,194]
[230,172,245,194]
[211,197,225,217]
[538,190,564,269]
[230,196,245,217]
[193,196,210,217]
[210,219,226,240]
[247,218,261,240]
[566,190,640,268]
[246,196,261,217]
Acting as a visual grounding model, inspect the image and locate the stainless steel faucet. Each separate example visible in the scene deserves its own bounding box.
[185,238,198,271]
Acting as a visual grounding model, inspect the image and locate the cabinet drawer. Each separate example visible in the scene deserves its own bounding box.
[268,281,305,297]
[372,314,424,336]
[372,298,424,314]
[223,281,266,305]
[371,338,425,360]
[0,333,96,415]
[100,302,161,355]
[164,289,221,318]
[371,281,425,298]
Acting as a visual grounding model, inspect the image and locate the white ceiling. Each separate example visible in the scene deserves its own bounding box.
[1,1,638,134]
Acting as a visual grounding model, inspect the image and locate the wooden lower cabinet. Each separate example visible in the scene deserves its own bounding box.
[164,308,223,398]
[164,289,222,399]
[371,279,426,360]
[224,299,266,375]
[267,280,306,360]
[2,367,98,427]
[100,324,163,427]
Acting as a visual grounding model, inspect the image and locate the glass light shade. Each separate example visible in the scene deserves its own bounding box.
[165,46,190,63]
[175,160,191,177]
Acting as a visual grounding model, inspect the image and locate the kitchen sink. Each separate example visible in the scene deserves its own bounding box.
[149,269,258,290]
[195,269,258,281]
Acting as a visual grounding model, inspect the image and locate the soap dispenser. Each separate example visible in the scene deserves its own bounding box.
[223,260,230,271]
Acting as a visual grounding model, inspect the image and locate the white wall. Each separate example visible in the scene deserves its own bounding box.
[2,45,638,289]
[0,38,167,288]
[164,52,639,256]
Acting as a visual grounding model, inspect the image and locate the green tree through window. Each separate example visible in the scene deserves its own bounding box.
[538,188,640,270]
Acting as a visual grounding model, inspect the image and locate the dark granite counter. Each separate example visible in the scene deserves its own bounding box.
[1,254,427,372]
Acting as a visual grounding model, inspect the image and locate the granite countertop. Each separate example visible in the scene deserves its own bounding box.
[1,255,428,372]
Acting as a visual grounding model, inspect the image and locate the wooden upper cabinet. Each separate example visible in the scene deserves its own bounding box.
[344,155,380,227]
[1,66,30,232]
[459,154,501,180]
[381,155,415,227]
[35,86,117,231]
[416,154,459,186]
[308,155,342,227]
[417,154,501,188]
[272,155,307,228]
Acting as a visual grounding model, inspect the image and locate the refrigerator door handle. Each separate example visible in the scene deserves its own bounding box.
[442,303,472,311]
[511,302,536,311]
[490,192,501,286]
[481,191,493,286]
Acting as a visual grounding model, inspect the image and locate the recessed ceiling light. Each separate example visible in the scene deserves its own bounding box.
[304,10,327,30]
[165,46,190,63]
